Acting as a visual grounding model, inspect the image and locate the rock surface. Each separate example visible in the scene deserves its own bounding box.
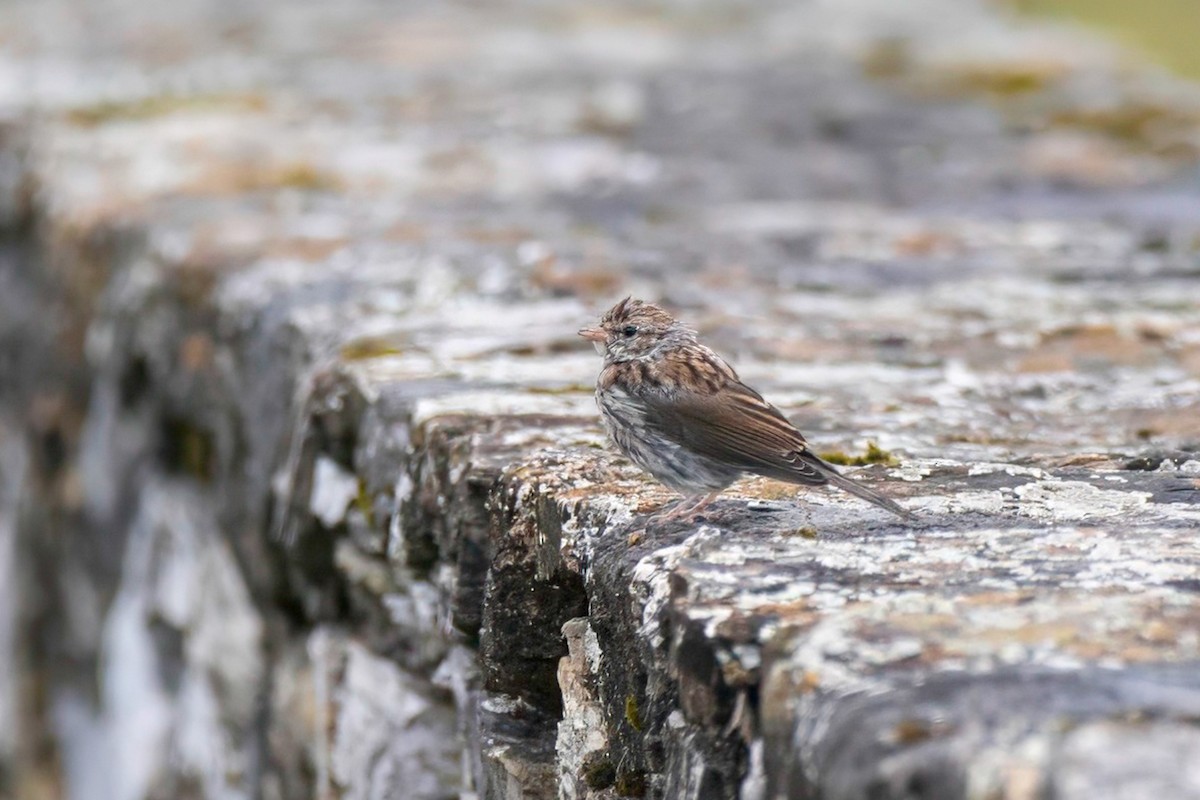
[1,1,1199,799]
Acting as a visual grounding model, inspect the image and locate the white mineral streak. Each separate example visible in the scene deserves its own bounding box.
[1054,721,1200,799]
[631,529,721,654]
[739,739,767,800]
[967,463,1048,479]
[329,642,461,800]
[382,581,447,666]
[964,733,1053,800]
[387,471,415,561]
[310,455,360,528]
[891,461,935,482]
[90,481,263,800]
[1014,480,1152,520]
[556,618,609,799]
[911,488,1010,516]
[309,629,337,800]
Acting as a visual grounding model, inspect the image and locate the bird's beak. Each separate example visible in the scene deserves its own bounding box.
[578,326,607,343]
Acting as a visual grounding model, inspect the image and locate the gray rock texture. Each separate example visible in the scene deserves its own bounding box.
[0,0,1199,799]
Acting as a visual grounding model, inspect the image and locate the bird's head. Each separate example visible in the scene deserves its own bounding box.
[578,297,695,362]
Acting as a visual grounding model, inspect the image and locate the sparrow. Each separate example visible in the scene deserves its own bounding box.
[578,297,913,521]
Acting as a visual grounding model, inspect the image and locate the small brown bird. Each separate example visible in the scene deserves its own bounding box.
[579,297,913,521]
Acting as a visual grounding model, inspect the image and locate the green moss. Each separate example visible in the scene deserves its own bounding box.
[353,479,375,527]
[861,37,913,79]
[1051,103,1170,142]
[892,718,940,744]
[818,441,899,467]
[66,93,267,127]
[615,769,647,797]
[581,756,616,790]
[1048,103,1200,156]
[162,418,216,482]
[818,450,852,464]
[273,163,341,191]
[179,427,213,479]
[624,694,643,731]
[863,441,899,465]
[1016,0,1200,81]
[950,64,1057,96]
[340,336,406,361]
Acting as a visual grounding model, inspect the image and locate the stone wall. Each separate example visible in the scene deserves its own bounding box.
[1,1,1199,799]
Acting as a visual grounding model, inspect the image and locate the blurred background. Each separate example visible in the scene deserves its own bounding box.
[0,1,1198,799]
[1014,0,1200,79]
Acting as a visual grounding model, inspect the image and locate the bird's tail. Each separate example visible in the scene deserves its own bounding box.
[817,464,915,521]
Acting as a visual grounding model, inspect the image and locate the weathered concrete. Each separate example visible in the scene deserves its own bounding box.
[1,0,1199,799]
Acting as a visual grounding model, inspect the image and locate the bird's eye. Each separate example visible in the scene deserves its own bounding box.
[622,325,638,337]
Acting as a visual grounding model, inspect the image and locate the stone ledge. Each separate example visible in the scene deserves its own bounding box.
[0,1,1199,799]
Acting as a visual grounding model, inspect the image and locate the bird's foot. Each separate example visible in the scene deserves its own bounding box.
[647,491,721,525]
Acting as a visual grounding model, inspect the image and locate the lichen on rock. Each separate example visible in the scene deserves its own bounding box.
[0,0,1199,799]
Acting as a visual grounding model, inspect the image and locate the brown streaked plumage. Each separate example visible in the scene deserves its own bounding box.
[579,297,913,521]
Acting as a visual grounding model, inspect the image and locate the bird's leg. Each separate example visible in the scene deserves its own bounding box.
[651,495,701,522]
[651,491,721,523]
[683,490,721,519]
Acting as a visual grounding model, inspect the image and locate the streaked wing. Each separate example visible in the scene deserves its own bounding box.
[634,350,827,485]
